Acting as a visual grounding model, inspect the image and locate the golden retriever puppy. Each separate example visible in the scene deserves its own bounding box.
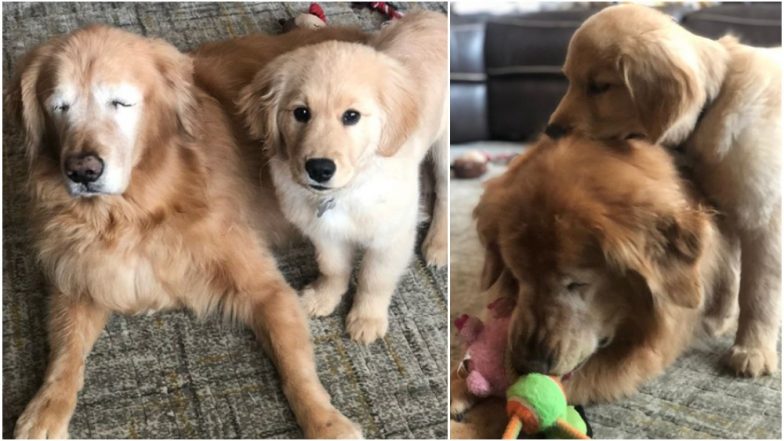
[454,136,739,411]
[546,3,781,376]
[6,25,360,438]
[236,11,448,344]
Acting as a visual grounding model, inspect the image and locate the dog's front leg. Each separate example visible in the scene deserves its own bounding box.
[300,237,353,317]
[727,216,781,376]
[231,255,361,438]
[15,291,109,439]
[346,226,416,344]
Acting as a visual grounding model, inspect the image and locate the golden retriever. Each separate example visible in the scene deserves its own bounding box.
[6,25,361,438]
[547,3,781,376]
[452,135,739,417]
[234,11,449,344]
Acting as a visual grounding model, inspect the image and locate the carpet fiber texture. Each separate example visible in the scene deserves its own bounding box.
[2,2,448,438]
[449,142,782,439]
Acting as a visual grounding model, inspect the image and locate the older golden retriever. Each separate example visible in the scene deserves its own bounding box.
[234,11,449,344]
[547,4,781,376]
[452,136,739,415]
[6,25,361,438]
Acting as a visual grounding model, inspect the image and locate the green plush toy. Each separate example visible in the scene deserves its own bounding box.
[502,374,590,439]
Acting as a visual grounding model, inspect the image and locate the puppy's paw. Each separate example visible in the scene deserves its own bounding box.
[300,284,344,318]
[725,344,778,377]
[422,230,447,267]
[346,307,389,344]
[14,387,73,439]
[304,408,362,439]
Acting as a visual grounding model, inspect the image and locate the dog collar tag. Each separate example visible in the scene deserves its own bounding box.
[317,197,336,218]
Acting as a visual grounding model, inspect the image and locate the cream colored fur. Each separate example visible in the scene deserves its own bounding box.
[237,11,448,344]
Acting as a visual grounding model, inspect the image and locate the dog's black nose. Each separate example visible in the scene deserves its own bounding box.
[514,357,553,375]
[65,153,104,184]
[305,158,336,183]
[544,123,570,140]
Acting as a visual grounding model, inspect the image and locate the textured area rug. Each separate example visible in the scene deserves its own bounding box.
[2,2,448,438]
[449,142,782,439]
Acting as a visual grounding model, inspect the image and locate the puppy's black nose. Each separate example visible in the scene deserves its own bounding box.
[544,123,570,140]
[65,153,104,184]
[305,158,336,183]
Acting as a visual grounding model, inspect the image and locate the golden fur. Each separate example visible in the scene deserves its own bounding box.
[6,25,363,438]
[452,136,739,418]
[232,11,449,344]
[548,4,781,376]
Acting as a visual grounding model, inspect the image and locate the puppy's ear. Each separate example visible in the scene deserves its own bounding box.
[599,208,707,309]
[150,38,196,136]
[5,42,55,167]
[618,41,698,143]
[236,59,288,160]
[376,58,419,157]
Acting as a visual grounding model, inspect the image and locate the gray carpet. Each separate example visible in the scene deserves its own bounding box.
[450,142,782,439]
[2,2,448,439]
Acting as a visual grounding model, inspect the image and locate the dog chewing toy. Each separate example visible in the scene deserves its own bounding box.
[455,299,592,438]
[503,374,589,439]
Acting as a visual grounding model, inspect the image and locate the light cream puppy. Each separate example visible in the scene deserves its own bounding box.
[547,4,781,377]
[238,11,448,343]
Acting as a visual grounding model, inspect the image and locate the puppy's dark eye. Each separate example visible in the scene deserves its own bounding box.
[566,282,587,292]
[598,337,611,348]
[53,104,70,112]
[587,81,611,96]
[342,109,360,126]
[111,100,133,108]
[293,106,311,123]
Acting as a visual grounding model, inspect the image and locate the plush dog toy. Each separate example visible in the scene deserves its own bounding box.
[455,299,591,439]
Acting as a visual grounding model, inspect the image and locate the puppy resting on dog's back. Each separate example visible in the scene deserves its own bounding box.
[237,11,448,344]
[547,3,781,376]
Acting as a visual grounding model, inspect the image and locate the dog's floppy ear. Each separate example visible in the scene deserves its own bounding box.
[617,39,699,143]
[376,58,419,157]
[598,208,707,309]
[474,195,505,291]
[236,58,288,160]
[5,42,55,167]
[150,38,196,137]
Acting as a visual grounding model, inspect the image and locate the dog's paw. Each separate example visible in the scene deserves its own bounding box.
[450,389,476,421]
[14,387,73,439]
[725,344,778,377]
[422,230,447,267]
[303,408,362,439]
[346,307,389,344]
[300,284,343,318]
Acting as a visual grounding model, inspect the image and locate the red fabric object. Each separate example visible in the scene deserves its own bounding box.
[370,2,404,19]
[309,3,327,22]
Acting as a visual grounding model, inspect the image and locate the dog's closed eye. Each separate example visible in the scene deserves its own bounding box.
[110,99,134,108]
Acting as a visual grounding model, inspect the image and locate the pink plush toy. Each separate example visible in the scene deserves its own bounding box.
[454,297,515,398]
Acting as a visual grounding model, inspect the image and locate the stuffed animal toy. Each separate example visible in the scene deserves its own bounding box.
[454,297,514,398]
[455,299,592,439]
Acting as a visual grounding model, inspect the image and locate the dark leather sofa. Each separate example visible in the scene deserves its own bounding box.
[450,2,782,144]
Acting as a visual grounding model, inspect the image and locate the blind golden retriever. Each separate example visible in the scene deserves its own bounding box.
[6,25,362,438]
[452,136,739,415]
